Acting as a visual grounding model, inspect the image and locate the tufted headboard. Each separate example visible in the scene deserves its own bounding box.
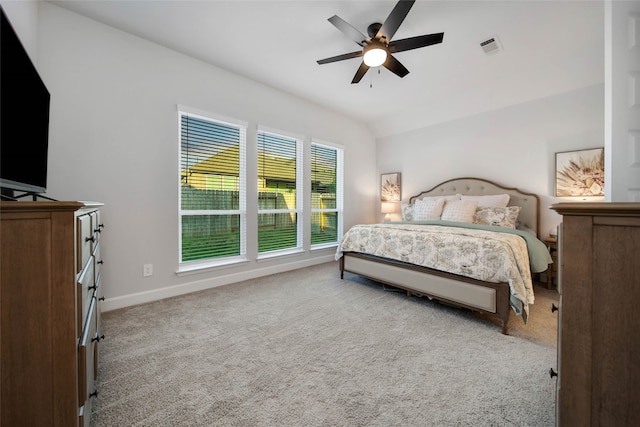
[408,177,540,238]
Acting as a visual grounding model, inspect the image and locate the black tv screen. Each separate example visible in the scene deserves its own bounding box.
[1,6,51,196]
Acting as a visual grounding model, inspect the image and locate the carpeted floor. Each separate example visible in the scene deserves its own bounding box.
[92,261,558,426]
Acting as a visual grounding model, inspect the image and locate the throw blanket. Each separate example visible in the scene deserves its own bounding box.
[336,221,553,321]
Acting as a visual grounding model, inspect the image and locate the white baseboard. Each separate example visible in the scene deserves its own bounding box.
[101,255,336,312]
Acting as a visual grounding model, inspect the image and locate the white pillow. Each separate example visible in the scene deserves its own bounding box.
[474,206,521,228]
[460,194,510,208]
[413,198,446,220]
[417,194,460,203]
[441,200,478,223]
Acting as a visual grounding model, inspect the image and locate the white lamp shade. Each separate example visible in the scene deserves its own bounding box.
[381,202,396,214]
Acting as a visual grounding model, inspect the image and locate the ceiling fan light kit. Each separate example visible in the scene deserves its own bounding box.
[363,44,388,67]
[317,0,444,84]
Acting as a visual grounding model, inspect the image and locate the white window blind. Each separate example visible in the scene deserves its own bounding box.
[179,110,246,266]
[311,141,343,248]
[257,129,303,255]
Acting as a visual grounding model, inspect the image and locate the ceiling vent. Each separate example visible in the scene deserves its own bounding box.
[480,36,502,55]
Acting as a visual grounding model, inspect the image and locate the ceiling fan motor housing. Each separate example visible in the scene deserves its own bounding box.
[367,22,383,40]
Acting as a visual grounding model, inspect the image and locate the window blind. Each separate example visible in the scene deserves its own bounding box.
[257,130,302,254]
[311,142,343,247]
[179,111,246,264]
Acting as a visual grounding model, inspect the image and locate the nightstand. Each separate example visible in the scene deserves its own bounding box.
[544,236,557,289]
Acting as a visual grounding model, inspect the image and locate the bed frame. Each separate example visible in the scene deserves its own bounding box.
[339,177,540,334]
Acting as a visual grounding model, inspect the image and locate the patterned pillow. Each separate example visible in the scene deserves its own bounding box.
[474,206,521,228]
[401,203,414,221]
[441,200,478,223]
[413,198,446,220]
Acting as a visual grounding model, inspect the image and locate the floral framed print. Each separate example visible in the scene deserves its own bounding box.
[381,172,401,201]
[555,148,604,197]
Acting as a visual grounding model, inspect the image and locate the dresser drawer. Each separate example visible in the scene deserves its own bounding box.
[78,298,98,427]
[77,260,95,335]
[93,242,103,284]
[92,209,103,236]
[77,214,94,274]
[90,211,101,245]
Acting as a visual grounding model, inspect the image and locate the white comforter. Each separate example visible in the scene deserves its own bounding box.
[336,222,548,320]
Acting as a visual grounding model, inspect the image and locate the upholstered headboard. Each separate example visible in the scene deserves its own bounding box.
[408,177,540,238]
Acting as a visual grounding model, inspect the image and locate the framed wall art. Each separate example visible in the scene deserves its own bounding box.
[555,148,604,197]
[380,172,401,202]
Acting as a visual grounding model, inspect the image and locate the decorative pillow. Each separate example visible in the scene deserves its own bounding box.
[460,194,510,208]
[441,200,478,223]
[413,198,446,220]
[474,206,521,228]
[401,203,414,221]
[418,194,460,202]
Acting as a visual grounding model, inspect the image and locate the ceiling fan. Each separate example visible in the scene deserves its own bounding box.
[317,0,444,84]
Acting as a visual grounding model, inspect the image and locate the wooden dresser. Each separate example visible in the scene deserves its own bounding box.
[550,202,640,426]
[1,201,105,427]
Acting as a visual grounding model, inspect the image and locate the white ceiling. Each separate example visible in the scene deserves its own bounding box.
[49,0,604,137]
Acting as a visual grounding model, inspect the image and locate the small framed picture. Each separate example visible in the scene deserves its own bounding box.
[555,148,604,197]
[380,172,401,202]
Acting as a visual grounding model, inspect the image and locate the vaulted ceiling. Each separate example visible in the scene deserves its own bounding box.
[50,0,604,137]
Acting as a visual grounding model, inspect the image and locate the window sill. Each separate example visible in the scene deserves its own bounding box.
[257,247,304,262]
[310,242,339,251]
[176,256,249,277]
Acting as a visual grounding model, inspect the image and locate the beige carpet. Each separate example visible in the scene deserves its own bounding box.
[92,261,558,426]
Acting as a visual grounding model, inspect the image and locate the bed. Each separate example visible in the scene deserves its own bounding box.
[336,177,552,334]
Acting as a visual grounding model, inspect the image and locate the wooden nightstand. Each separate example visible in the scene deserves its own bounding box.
[544,236,557,289]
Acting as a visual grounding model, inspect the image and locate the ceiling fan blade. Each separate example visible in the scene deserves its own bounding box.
[376,0,415,42]
[351,62,370,84]
[328,15,367,46]
[383,55,409,78]
[388,33,444,53]
[317,50,363,65]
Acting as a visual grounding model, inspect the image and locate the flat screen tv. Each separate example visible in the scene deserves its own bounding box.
[1,6,51,199]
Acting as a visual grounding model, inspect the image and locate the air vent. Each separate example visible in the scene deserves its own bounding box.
[480,36,502,55]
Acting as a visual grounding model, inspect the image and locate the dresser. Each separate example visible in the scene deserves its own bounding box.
[1,201,105,427]
[550,202,640,426]
[544,236,558,288]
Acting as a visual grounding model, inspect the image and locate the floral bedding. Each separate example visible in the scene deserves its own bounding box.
[336,221,553,321]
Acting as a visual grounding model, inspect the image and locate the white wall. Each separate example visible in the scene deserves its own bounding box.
[0,0,39,62]
[36,3,377,310]
[377,84,605,238]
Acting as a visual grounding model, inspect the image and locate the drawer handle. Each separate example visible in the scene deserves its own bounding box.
[549,368,558,378]
[89,390,99,399]
[92,334,105,343]
[97,260,104,265]
[99,296,105,302]
[85,236,95,243]
[551,303,558,313]
[89,285,97,291]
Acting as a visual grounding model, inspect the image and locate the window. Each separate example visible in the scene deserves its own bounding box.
[178,108,247,268]
[257,129,303,255]
[311,141,343,248]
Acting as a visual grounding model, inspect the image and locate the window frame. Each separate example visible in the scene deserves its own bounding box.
[256,126,304,259]
[310,139,344,250]
[177,105,248,273]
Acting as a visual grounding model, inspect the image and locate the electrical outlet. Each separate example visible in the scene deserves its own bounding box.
[143,264,153,277]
